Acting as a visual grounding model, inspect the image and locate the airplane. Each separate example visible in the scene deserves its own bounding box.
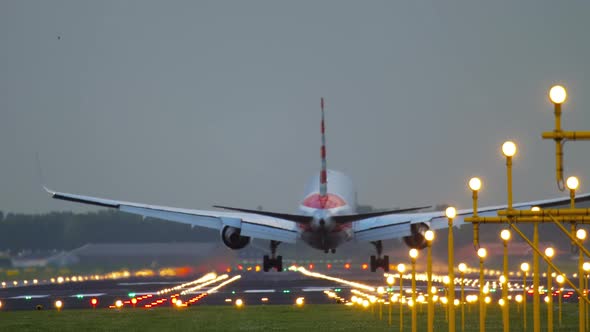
[45,98,590,272]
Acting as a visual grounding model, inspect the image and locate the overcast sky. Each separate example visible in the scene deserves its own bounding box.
[1,1,589,214]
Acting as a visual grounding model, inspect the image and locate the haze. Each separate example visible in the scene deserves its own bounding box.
[1,1,589,214]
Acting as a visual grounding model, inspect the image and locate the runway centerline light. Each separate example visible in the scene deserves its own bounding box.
[469,177,482,191]
[502,141,517,157]
[549,85,567,104]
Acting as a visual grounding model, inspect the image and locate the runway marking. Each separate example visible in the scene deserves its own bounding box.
[119,282,181,286]
[69,293,106,297]
[290,266,376,292]
[302,287,330,292]
[180,274,228,295]
[10,295,48,299]
[244,289,276,293]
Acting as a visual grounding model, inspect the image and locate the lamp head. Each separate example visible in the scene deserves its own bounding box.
[531,206,541,212]
[387,275,395,285]
[556,274,565,284]
[409,249,419,259]
[566,176,580,191]
[502,141,517,157]
[469,177,482,191]
[500,229,511,241]
[458,263,467,273]
[545,247,555,258]
[397,263,406,273]
[549,85,567,104]
[477,248,487,259]
[520,262,530,272]
[425,230,435,242]
[583,262,590,272]
[445,206,457,219]
[577,229,587,241]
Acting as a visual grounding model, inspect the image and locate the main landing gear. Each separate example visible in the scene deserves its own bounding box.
[263,240,283,272]
[370,240,389,272]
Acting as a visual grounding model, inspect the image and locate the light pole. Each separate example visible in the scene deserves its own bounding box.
[478,248,487,332]
[377,286,385,320]
[410,249,419,332]
[398,263,406,332]
[443,276,450,322]
[556,274,565,327]
[583,262,590,331]
[521,262,530,332]
[545,247,555,332]
[425,229,435,332]
[446,207,457,332]
[469,177,482,248]
[500,229,511,332]
[502,141,516,209]
[576,227,587,332]
[458,262,467,332]
[387,275,395,326]
[548,85,567,188]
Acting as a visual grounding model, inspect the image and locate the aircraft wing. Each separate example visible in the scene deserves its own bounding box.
[44,187,299,244]
[352,193,590,242]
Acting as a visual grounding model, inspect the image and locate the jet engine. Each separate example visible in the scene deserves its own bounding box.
[402,223,430,250]
[221,226,251,250]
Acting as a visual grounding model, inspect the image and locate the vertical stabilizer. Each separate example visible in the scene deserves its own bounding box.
[320,98,328,197]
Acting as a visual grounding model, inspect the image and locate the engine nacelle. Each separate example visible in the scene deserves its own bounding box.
[402,223,430,250]
[221,226,251,250]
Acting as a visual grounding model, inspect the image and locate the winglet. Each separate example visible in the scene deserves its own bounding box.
[36,153,55,196]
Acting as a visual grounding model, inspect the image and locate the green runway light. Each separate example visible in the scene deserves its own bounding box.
[25,296,31,300]
[334,288,342,292]
[128,293,136,298]
[282,290,291,294]
[76,295,83,299]
[231,291,236,294]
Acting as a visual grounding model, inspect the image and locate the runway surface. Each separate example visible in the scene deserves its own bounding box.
[0,268,383,311]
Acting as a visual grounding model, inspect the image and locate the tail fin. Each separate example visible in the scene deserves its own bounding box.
[320,98,328,197]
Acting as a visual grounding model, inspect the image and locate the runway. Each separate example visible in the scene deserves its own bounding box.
[0,268,382,311]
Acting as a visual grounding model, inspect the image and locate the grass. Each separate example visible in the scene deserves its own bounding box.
[0,303,584,331]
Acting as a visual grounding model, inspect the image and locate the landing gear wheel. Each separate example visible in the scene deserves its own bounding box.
[262,252,283,272]
[370,255,389,272]
[369,240,390,272]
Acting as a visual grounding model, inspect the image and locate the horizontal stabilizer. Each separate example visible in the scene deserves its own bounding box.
[331,205,431,224]
[213,205,313,224]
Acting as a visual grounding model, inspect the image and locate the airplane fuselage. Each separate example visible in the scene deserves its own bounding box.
[297,169,356,251]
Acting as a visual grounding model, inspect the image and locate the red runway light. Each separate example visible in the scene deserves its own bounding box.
[327,263,332,269]
[309,264,314,270]
[90,298,98,308]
